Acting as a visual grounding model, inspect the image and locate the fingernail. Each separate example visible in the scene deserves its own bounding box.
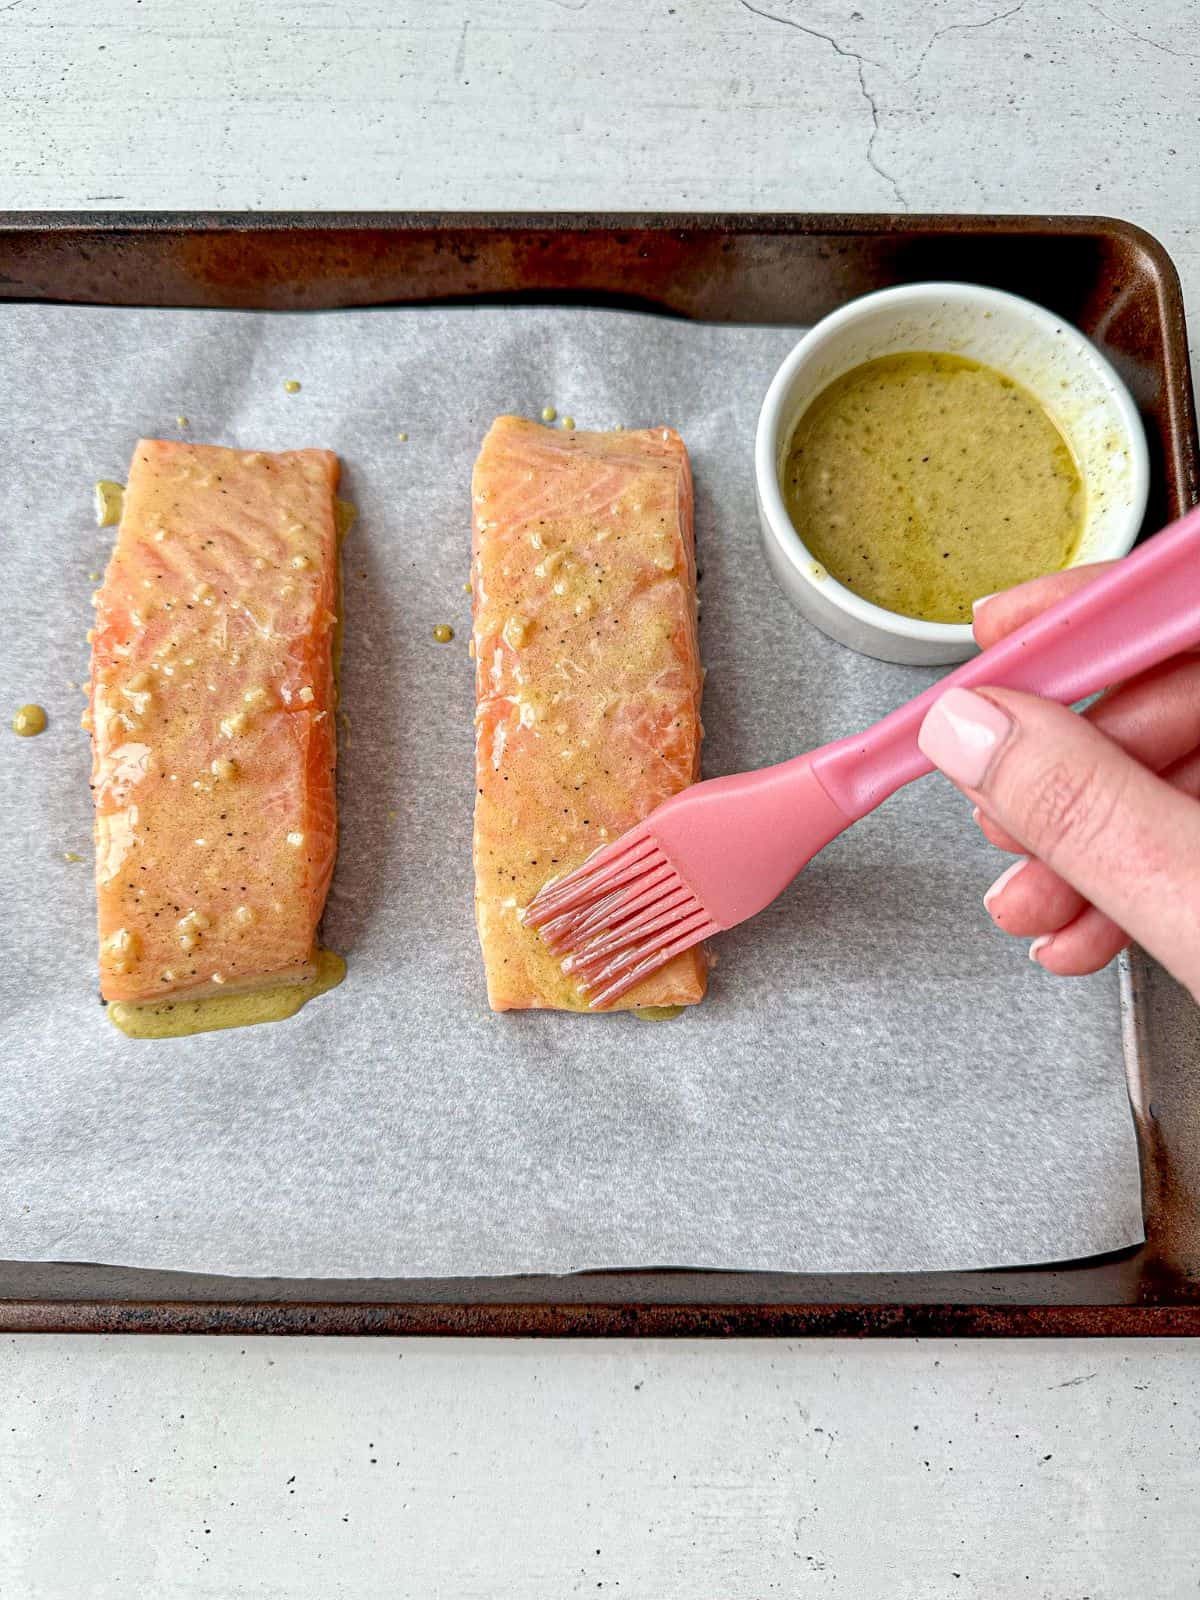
[972,592,1000,616]
[918,687,1015,789]
[1029,934,1054,964]
[984,855,1029,911]
[971,805,984,828]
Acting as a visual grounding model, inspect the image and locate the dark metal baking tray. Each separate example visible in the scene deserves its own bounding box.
[1,212,1196,1336]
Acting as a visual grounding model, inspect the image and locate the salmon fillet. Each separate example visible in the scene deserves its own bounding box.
[471,416,707,1011]
[89,440,340,1005]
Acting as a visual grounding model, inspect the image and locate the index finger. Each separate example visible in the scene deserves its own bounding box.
[972,561,1117,650]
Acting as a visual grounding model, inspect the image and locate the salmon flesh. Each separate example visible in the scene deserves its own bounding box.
[89,440,340,1006]
[471,416,707,1011]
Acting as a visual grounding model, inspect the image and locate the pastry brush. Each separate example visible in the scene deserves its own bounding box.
[524,505,1200,1007]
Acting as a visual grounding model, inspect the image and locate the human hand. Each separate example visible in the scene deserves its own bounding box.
[916,562,1200,1000]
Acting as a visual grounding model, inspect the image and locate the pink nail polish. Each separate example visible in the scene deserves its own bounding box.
[984,856,1029,911]
[1029,934,1054,963]
[918,687,1014,790]
[971,591,1000,616]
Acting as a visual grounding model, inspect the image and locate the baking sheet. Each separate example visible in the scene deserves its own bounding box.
[0,302,1143,1277]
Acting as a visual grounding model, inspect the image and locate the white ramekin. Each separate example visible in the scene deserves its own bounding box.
[755,282,1150,666]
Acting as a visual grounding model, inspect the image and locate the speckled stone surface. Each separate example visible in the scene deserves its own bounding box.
[3,1335,1200,1598]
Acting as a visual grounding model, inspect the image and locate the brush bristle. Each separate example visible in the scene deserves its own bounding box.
[522,831,657,928]
[524,836,717,1008]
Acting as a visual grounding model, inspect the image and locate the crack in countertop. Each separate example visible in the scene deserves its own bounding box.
[1086,0,1200,59]
[453,17,469,79]
[737,0,908,209]
[906,0,1031,82]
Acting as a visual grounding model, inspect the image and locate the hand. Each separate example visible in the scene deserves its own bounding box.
[916,562,1200,1001]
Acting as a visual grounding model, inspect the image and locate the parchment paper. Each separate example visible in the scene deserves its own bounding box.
[0,303,1143,1277]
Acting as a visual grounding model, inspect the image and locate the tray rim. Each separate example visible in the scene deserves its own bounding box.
[2,208,1196,1336]
[5,1300,1200,1337]
[0,206,1186,242]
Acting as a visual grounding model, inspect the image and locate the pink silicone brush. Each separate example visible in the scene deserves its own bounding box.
[524,505,1200,1008]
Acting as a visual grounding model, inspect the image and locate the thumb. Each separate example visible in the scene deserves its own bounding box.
[917,686,1200,997]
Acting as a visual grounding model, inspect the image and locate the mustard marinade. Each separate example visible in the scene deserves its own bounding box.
[782,352,1085,623]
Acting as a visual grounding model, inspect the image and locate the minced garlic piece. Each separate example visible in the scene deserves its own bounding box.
[502,615,530,650]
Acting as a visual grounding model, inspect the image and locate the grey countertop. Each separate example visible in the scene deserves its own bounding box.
[4,1335,1199,1597]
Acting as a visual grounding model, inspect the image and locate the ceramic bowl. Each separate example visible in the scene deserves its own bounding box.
[755,282,1150,665]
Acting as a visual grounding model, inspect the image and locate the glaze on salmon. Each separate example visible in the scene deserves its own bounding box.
[471,416,707,1011]
[88,440,340,1006]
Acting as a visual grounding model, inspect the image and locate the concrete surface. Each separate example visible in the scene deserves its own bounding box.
[3,1336,1199,1598]
[3,0,1199,1594]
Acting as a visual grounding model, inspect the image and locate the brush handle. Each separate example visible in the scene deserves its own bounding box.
[811,503,1200,819]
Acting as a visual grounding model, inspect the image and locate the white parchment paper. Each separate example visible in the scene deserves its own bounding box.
[0,303,1143,1277]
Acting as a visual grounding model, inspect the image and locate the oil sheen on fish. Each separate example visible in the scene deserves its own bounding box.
[88,439,340,1011]
[471,416,707,1011]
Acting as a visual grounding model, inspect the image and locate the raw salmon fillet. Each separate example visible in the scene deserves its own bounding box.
[88,440,340,1005]
[471,416,707,1011]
